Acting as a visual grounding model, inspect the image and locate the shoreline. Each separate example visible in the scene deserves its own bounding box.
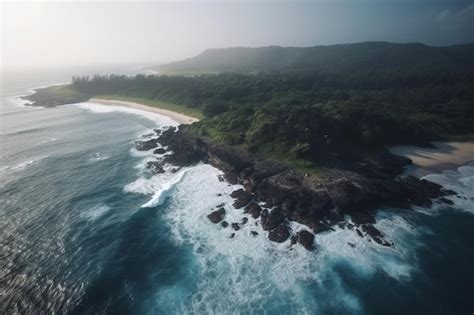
[389,141,474,177]
[90,98,200,125]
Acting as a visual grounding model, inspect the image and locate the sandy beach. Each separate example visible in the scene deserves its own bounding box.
[90,98,200,125]
[389,141,474,176]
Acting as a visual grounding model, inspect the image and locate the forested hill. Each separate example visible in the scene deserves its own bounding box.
[155,42,474,75]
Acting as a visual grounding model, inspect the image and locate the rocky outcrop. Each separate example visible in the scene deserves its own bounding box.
[230,189,253,209]
[158,128,454,250]
[297,230,315,251]
[244,202,262,218]
[268,224,290,243]
[207,208,225,223]
[260,209,285,231]
[135,138,159,151]
[154,148,166,154]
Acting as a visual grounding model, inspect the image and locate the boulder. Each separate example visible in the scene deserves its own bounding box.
[260,209,285,231]
[231,189,253,209]
[268,224,290,243]
[231,223,241,231]
[244,202,262,218]
[207,208,225,223]
[361,224,391,246]
[297,230,315,251]
[221,221,229,228]
[154,147,166,154]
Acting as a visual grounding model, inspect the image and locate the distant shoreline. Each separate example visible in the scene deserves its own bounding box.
[90,98,200,125]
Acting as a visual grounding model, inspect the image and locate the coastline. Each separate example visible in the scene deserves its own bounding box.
[389,142,474,177]
[90,98,200,125]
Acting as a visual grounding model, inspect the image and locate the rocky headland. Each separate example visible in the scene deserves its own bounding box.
[137,127,455,250]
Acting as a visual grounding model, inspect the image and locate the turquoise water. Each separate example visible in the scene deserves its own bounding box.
[1,67,473,314]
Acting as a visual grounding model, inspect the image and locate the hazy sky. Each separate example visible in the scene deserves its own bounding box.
[2,0,473,68]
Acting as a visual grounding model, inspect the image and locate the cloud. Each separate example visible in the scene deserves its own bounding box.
[436,4,474,31]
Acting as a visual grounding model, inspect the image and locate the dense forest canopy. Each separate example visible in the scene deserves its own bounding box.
[72,42,474,165]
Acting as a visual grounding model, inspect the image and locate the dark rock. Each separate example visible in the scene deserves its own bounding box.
[231,189,253,209]
[347,242,356,248]
[207,208,225,224]
[351,211,376,225]
[135,138,159,151]
[290,235,298,246]
[231,223,241,231]
[260,209,285,231]
[327,179,370,211]
[230,233,235,238]
[312,222,333,234]
[154,147,166,154]
[244,202,262,218]
[221,221,229,228]
[361,224,391,246]
[216,193,222,197]
[297,230,315,251]
[356,229,363,237]
[438,197,454,205]
[147,161,165,174]
[251,231,258,236]
[268,224,290,243]
[241,217,248,225]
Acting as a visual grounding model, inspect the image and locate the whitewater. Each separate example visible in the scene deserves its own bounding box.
[1,68,473,314]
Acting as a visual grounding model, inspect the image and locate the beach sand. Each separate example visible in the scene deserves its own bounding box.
[90,98,199,125]
[389,142,474,177]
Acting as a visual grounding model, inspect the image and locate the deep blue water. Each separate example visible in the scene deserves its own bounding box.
[1,67,473,314]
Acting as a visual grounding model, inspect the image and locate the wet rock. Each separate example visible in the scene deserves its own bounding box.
[135,138,159,151]
[147,161,165,174]
[268,224,290,243]
[244,202,262,218]
[154,147,166,154]
[290,235,298,246]
[260,209,285,231]
[231,223,241,231]
[438,197,454,205]
[350,211,375,225]
[297,230,315,251]
[207,208,225,224]
[361,224,391,246]
[231,189,253,209]
[221,221,229,228]
[312,221,333,234]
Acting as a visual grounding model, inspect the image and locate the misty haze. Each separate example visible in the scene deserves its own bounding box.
[1,1,473,314]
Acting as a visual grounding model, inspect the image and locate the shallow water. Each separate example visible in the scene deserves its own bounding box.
[1,67,473,314]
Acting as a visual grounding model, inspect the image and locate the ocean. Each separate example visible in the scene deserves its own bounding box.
[1,66,473,314]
